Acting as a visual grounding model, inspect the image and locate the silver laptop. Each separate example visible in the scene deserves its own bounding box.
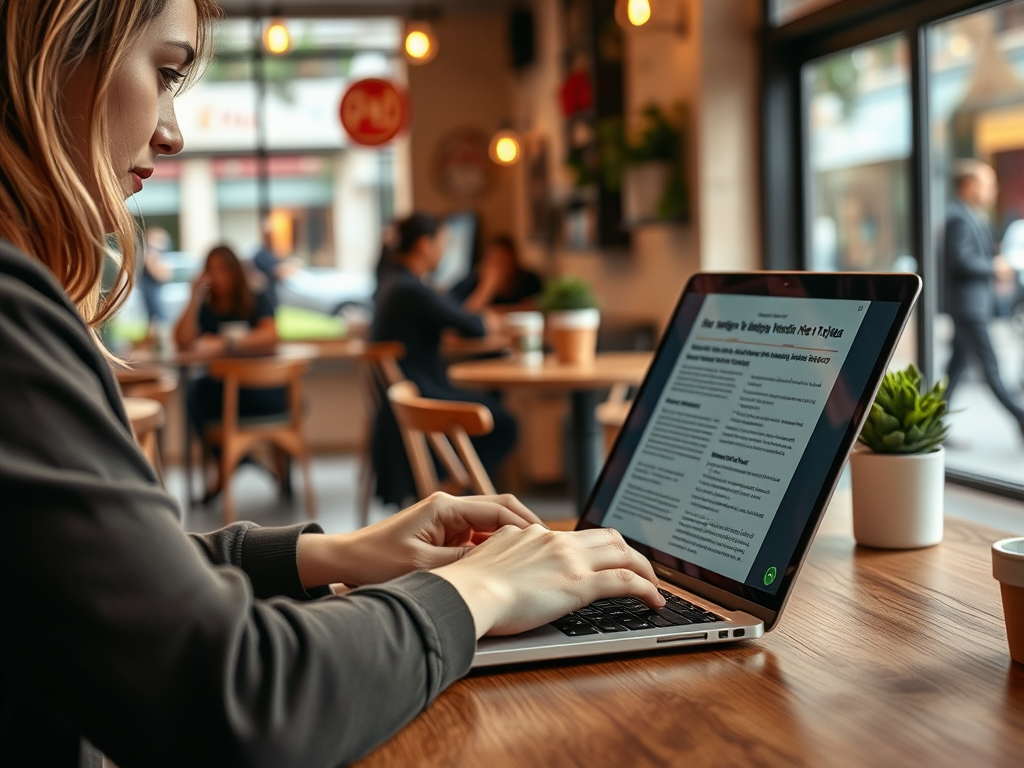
[474,271,921,668]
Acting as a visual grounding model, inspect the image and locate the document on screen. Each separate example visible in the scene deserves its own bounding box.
[604,293,869,583]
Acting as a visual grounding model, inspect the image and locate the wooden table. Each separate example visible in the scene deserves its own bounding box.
[128,343,333,510]
[448,353,651,512]
[357,493,1024,767]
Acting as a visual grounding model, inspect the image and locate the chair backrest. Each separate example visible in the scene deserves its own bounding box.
[207,357,309,433]
[387,380,497,499]
[361,341,406,396]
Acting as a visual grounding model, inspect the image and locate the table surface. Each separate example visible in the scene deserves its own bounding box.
[127,340,354,368]
[357,493,1024,768]
[448,352,652,391]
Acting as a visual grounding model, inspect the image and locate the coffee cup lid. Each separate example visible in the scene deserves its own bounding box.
[992,537,1024,588]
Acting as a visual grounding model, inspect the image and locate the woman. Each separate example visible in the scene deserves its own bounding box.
[451,234,543,313]
[0,2,663,766]
[372,213,518,505]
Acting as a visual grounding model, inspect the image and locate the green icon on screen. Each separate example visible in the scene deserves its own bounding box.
[764,566,777,586]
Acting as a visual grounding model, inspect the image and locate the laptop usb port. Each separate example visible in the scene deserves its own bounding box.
[718,630,729,639]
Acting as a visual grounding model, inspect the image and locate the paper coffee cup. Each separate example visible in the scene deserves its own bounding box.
[504,311,544,367]
[219,321,249,347]
[992,537,1024,664]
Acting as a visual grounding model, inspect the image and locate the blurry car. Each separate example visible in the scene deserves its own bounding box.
[275,267,375,317]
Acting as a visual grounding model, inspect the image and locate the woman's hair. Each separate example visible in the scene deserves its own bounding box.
[0,0,221,332]
[204,244,257,320]
[488,234,518,263]
[394,212,440,256]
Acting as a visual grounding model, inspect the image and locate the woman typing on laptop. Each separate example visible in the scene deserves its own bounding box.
[0,1,664,766]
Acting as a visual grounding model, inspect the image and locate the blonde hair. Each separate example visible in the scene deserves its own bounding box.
[0,0,221,330]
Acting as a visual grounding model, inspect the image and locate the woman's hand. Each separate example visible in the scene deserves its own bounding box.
[431,525,665,638]
[296,492,544,590]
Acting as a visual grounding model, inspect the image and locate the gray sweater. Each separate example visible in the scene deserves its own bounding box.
[0,239,476,767]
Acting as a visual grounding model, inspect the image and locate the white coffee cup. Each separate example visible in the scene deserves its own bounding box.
[219,321,250,349]
[993,537,1024,665]
[504,311,544,367]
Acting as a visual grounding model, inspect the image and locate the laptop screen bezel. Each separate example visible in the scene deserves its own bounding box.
[575,271,921,630]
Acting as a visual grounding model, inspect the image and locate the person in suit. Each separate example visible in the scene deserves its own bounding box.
[943,159,1024,436]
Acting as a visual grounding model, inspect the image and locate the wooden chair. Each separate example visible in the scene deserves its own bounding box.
[124,396,166,478]
[356,341,406,527]
[387,380,497,500]
[118,372,178,484]
[204,357,315,524]
[596,382,633,458]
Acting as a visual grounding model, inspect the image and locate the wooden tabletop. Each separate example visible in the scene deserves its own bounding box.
[127,341,334,368]
[356,492,1024,768]
[448,352,652,391]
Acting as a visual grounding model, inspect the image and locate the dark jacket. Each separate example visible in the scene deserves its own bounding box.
[370,265,486,505]
[0,239,474,768]
[943,198,996,322]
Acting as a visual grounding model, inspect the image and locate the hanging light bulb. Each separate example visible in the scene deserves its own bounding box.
[615,0,652,28]
[489,129,521,166]
[264,18,291,54]
[404,21,438,65]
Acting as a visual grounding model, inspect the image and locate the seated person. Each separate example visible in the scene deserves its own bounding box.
[251,218,301,309]
[372,213,517,505]
[174,245,286,497]
[450,235,543,313]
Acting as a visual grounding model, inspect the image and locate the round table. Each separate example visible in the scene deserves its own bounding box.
[123,396,166,474]
[448,352,652,513]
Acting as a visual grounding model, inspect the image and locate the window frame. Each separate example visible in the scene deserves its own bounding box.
[761,0,1024,500]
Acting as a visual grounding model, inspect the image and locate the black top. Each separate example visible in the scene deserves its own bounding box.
[0,239,475,767]
[943,198,996,322]
[450,268,543,307]
[373,265,486,399]
[198,291,275,335]
[252,247,280,308]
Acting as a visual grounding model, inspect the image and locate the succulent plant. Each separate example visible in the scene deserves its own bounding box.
[858,364,949,454]
[539,276,598,312]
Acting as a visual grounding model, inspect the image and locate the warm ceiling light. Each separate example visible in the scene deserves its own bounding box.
[489,130,521,166]
[264,19,290,54]
[627,0,652,26]
[404,22,438,65]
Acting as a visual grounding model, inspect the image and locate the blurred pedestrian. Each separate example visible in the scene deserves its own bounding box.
[140,226,172,331]
[943,158,1024,439]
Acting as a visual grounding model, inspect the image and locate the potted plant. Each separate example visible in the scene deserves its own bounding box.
[849,364,949,549]
[621,103,688,223]
[540,276,600,366]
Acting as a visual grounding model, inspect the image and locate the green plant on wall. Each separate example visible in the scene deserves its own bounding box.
[858,364,950,454]
[625,102,688,221]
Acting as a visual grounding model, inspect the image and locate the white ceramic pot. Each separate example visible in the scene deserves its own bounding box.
[622,161,671,223]
[548,309,600,366]
[849,446,944,549]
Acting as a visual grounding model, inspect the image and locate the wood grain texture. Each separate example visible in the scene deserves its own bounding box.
[448,352,652,392]
[356,493,1024,768]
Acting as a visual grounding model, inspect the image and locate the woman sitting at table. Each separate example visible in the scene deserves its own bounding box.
[0,2,662,764]
[174,244,286,494]
[450,234,543,313]
[372,213,518,505]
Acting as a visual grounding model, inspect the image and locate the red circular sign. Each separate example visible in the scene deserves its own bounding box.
[339,78,409,147]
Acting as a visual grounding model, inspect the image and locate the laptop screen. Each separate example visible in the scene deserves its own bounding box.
[581,274,916,614]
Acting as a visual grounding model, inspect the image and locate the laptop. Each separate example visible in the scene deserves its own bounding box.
[473,271,921,668]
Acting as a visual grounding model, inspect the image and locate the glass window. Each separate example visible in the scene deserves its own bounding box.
[929,2,1024,485]
[805,36,917,368]
[773,0,842,26]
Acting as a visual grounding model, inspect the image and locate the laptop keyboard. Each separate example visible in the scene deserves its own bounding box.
[550,588,724,637]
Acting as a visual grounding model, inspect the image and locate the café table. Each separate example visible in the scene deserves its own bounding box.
[448,352,652,512]
[356,491,1024,768]
[128,341,344,510]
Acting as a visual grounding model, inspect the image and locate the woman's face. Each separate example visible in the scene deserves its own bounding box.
[63,0,198,200]
[206,255,234,298]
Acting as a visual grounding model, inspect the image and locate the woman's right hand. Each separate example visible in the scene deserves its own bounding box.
[431,525,665,638]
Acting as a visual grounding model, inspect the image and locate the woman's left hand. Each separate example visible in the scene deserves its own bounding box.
[296,492,545,589]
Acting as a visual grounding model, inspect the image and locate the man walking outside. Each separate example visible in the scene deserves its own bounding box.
[943,158,1024,440]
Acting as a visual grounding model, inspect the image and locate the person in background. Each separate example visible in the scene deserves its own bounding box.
[943,158,1024,440]
[0,1,663,765]
[372,213,518,506]
[139,226,172,332]
[251,217,301,309]
[451,234,543,313]
[174,244,285,497]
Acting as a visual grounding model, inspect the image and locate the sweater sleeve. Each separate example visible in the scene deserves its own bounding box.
[0,266,477,767]
[407,279,486,338]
